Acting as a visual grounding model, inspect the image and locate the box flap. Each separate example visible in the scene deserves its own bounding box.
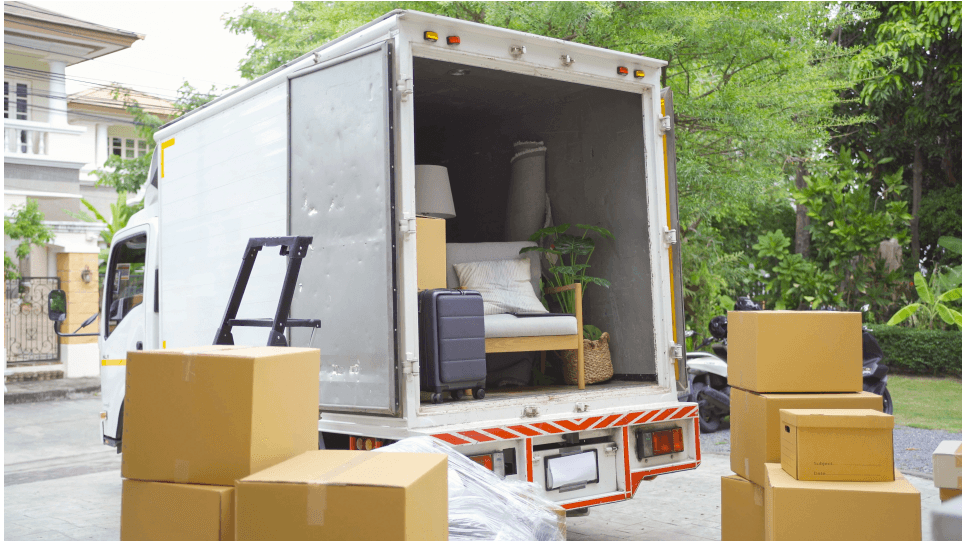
[934,440,962,458]
[781,408,893,429]
[239,450,447,489]
[765,463,916,494]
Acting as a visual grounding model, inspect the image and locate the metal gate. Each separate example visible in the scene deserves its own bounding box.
[4,277,60,363]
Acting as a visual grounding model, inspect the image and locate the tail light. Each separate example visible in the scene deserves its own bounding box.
[350,436,385,451]
[636,427,684,459]
[617,66,629,76]
[469,451,506,477]
[447,36,461,45]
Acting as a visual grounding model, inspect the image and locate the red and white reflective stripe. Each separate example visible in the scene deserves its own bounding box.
[430,404,697,445]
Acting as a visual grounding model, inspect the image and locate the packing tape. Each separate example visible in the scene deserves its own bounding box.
[305,453,378,526]
[182,353,196,382]
[745,458,750,478]
[753,485,763,507]
[175,459,190,483]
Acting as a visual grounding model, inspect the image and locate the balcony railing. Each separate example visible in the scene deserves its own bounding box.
[3,119,86,160]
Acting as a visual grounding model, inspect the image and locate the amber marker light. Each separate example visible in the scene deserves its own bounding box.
[635,69,646,78]
[424,31,439,42]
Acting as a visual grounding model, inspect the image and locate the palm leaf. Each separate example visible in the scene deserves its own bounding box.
[946,308,962,330]
[914,272,933,304]
[936,304,955,325]
[886,303,920,325]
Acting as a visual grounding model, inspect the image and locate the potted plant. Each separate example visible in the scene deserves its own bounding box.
[521,223,615,385]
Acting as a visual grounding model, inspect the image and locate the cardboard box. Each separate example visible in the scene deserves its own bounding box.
[942,488,962,502]
[764,463,921,541]
[121,479,233,540]
[235,450,448,540]
[122,346,320,486]
[780,409,894,482]
[417,217,446,290]
[728,311,862,393]
[721,475,765,541]
[934,440,962,489]
[730,388,882,486]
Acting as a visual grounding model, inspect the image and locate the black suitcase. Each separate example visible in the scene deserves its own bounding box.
[418,289,486,403]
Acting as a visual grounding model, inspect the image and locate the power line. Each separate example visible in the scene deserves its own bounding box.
[4,64,193,102]
[6,102,141,125]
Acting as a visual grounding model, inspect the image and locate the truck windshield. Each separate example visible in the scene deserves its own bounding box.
[104,233,147,338]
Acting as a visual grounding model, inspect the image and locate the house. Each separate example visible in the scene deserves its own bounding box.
[4,1,160,379]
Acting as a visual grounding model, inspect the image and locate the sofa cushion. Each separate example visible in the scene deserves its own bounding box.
[454,259,548,316]
[484,314,578,338]
[446,242,541,294]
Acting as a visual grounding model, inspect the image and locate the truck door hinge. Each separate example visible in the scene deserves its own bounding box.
[522,405,540,418]
[399,214,417,236]
[658,114,672,135]
[669,342,684,360]
[663,227,677,247]
[575,402,589,413]
[397,78,414,102]
[402,352,419,374]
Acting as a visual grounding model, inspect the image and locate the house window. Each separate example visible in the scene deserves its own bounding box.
[111,137,148,159]
[3,80,29,120]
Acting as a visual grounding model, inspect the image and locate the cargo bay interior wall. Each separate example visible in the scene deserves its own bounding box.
[412,57,657,376]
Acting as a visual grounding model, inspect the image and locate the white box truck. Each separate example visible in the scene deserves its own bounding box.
[79,10,698,511]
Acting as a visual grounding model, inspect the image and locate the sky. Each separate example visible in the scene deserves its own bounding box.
[34,1,293,102]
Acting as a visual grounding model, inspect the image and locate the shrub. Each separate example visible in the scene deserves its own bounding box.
[868,324,962,377]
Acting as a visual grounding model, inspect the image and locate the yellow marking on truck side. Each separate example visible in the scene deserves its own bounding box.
[662,98,679,382]
[101,359,126,366]
[161,138,175,178]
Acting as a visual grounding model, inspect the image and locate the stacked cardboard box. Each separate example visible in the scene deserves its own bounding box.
[721,311,920,541]
[119,346,321,540]
[934,440,962,502]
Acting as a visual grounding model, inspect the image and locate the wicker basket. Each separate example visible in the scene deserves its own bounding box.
[559,332,613,385]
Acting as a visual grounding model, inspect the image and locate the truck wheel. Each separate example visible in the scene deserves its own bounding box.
[451,389,465,400]
[431,393,443,404]
[473,387,485,399]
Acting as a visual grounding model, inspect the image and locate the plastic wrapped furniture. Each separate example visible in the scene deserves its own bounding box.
[377,437,566,541]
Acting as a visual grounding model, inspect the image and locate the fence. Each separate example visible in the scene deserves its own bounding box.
[4,277,60,363]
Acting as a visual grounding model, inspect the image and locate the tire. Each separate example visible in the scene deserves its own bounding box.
[431,393,443,404]
[473,387,486,400]
[451,389,465,400]
[882,388,894,415]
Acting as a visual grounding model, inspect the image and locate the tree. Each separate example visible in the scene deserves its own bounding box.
[4,200,54,280]
[93,82,221,195]
[841,2,962,266]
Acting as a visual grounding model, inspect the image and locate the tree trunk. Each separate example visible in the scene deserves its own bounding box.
[794,162,810,257]
[911,143,923,264]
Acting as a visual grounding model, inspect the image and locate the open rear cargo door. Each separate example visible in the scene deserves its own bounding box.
[288,42,400,416]
[662,87,687,392]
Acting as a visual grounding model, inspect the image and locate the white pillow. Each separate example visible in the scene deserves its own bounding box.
[454,258,548,316]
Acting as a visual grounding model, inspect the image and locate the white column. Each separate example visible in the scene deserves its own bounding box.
[48,60,68,125]
[96,123,109,166]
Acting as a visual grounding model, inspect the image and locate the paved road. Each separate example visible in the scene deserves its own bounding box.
[3,396,945,541]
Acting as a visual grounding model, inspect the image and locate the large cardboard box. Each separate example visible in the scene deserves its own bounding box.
[730,388,882,486]
[780,409,894,482]
[934,440,962,489]
[417,217,446,290]
[764,463,921,541]
[235,450,448,540]
[942,488,962,502]
[122,346,320,486]
[120,479,233,540]
[728,311,862,393]
[721,475,765,541]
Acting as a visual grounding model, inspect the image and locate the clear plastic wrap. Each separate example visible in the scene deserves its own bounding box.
[376,437,566,541]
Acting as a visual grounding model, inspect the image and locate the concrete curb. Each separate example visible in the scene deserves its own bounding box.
[4,385,101,405]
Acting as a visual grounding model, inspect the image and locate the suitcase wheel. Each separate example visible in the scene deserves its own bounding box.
[431,393,443,404]
[472,387,486,400]
[451,389,466,401]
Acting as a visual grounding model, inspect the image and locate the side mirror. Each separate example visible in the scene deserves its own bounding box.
[48,289,67,323]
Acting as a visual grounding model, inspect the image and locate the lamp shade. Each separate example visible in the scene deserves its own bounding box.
[415,165,456,219]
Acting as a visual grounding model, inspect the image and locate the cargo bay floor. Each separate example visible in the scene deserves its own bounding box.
[4,394,943,541]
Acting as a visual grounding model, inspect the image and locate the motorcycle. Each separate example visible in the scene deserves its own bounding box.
[862,328,894,415]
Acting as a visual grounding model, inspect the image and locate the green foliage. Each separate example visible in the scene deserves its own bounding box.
[522,223,613,331]
[920,187,962,266]
[681,224,748,338]
[936,236,962,290]
[870,324,962,376]
[887,270,962,331]
[747,229,839,311]
[4,200,54,280]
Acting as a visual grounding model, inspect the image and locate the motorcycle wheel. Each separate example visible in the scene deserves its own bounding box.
[697,399,722,433]
[882,388,893,415]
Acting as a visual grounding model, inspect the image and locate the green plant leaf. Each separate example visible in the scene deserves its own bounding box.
[936,304,956,325]
[946,307,962,330]
[939,287,962,304]
[549,264,589,275]
[576,224,614,239]
[938,236,962,256]
[581,276,611,288]
[914,272,933,304]
[583,324,602,341]
[887,303,921,325]
[528,224,570,241]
